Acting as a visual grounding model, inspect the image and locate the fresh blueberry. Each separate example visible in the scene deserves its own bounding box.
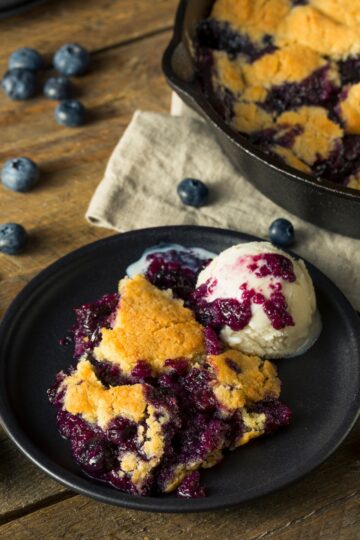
[1,157,39,192]
[269,218,295,247]
[55,100,86,127]
[177,178,209,207]
[0,223,27,255]
[44,76,72,100]
[53,43,89,76]
[1,69,37,100]
[8,48,43,71]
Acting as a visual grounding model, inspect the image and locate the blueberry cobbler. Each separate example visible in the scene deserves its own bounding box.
[194,0,360,189]
[48,245,298,498]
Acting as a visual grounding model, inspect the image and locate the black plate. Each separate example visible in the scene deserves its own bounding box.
[162,0,360,238]
[0,226,359,512]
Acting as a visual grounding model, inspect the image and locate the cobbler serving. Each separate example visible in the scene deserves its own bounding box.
[195,0,360,190]
[48,246,293,498]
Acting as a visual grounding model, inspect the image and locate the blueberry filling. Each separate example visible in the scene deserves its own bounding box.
[194,7,360,188]
[50,248,292,497]
[71,293,119,357]
[204,327,224,355]
[338,56,360,86]
[145,249,210,302]
[89,356,125,387]
[261,66,339,115]
[313,135,360,186]
[249,125,304,150]
[248,399,293,434]
[196,19,276,62]
[177,471,206,498]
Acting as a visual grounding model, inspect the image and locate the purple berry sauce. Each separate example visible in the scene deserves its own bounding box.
[261,66,339,115]
[72,293,119,357]
[50,247,292,497]
[247,253,296,281]
[248,399,293,434]
[204,327,224,355]
[192,253,295,331]
[312,135,360,186]
[145,249,210,302]
[177,471,206,498]
[338,56,360,86]
[196,19,276,62]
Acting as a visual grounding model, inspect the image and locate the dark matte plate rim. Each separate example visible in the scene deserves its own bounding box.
[162,0,360,204]
[0,225,359,513]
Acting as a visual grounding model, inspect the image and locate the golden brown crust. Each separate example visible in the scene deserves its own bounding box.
[271,145,311,174]
[242,44,325,87]
[213,51,245,95]
[278,107,343,164]
[208,349,281,412]
[95,275,205,375]
[232,101,274,133]
[235,410,266,447]
[60,357,171,491]
[276,6,360,59]
[348,175,360,190]
[310,0,360,29]
[209,0,360,187]
[339,84,360,135]
[61,358,147,426]
[211,0,291,42]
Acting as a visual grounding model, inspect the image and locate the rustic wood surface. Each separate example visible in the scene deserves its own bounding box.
[0,1,359,538]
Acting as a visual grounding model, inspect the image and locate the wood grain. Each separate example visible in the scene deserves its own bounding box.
[0,0,177,72]
[0,29,172,310]
[0,430,69,523]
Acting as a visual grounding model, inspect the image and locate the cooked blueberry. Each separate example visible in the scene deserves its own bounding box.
[269,218,295,248]
[8,48,43,71]
[44,76,72,100]
[1,157,39,192]
[177,471,205,498]
[1,69,37,100]
[55,99,86,127]
[76,439,115,474]
[0,223,27,255]
[196,19,274,61]
[53,43,89,76]
[177,178,209,207]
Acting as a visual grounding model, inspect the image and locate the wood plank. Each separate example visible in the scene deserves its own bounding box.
[0,29,173,518]
[270,495,360,540]
[0,30,172,312]
[0,430,69,523]
[0,0,177,72]
[0,421,358,538]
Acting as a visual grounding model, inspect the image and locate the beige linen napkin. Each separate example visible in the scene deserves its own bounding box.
[86,105,360,310]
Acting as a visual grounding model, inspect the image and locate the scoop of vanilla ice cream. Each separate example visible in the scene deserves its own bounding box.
[196,242,320,358]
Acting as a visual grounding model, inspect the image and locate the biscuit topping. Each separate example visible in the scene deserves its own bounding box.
[95,275,205,374]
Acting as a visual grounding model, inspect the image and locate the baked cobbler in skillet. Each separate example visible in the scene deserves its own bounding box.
[195,0,360,189]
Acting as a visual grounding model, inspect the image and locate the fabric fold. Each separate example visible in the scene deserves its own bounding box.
[86,109,360,310]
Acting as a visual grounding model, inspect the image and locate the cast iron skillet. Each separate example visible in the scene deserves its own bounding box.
[162,0,360,239]
[0,226,359,512]
[0,0,46,18]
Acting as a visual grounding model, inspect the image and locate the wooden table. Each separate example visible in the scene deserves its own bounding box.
[0,1,359,538]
